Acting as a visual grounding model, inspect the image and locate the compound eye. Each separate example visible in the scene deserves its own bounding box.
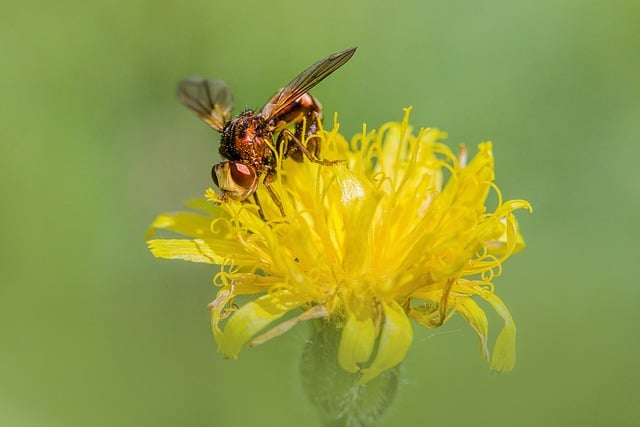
[229,162,257,189]
[211,161,259,201]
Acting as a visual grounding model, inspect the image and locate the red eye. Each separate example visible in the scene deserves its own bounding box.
[229,162,257,189]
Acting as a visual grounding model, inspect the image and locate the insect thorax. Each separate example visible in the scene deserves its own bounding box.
[219,110,274,166]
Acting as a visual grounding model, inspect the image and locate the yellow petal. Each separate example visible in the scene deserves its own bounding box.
[495,199,533,217]
[485,217,521,257]
[147,238,254,265]
[218,291,305,357]
[441,142,494,207]
[466,142,494,178]
[147,239,226,264]
[358,301,413,385]
[145,212,213,240]
[249,305,328,348]
[338,306,376,373]
[487,200,533,256]
[455,298,490,363]
[208,288,235,343]
[481,292,516,372]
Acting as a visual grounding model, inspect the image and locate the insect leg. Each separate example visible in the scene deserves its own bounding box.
[280,128,343,166]
[262,171,287,218]
[294,109,322,159]
[252,192,267,221]
[271,93,325,162]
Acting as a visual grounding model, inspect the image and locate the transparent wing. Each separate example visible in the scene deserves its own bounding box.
[177,78,234,131]
[260,47,356,120]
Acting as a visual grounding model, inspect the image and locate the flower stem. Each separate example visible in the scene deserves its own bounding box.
[300,319,400,427]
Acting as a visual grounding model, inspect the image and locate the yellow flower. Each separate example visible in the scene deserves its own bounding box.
[146,108,531,384]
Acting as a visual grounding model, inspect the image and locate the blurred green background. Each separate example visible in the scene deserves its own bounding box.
[2,0,638,425]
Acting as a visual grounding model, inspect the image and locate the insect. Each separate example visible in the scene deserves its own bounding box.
[177,47,357,218]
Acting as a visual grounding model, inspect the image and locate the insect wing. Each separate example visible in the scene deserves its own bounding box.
[260,47,356,120]
[177,78,234,131]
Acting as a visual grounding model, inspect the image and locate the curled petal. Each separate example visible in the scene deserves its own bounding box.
[218,291,306,357]
[208,288,235,343]
[487,200,533,257]
[358,301,413,385]
[249,305,329,348]
[338,306,376,373]
[480,291,516,372]
[455,298,490,364]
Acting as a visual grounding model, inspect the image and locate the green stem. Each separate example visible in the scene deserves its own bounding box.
[300,319,400,427]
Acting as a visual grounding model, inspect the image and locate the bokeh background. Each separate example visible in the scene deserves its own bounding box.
[2,0,639,425]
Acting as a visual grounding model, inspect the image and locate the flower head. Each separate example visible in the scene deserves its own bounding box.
[146,108,531,384]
